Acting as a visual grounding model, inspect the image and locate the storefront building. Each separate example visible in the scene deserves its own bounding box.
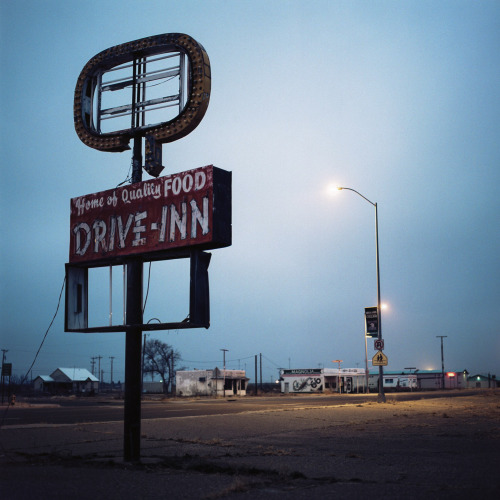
[176,368,248,397]
[280,368,367,394]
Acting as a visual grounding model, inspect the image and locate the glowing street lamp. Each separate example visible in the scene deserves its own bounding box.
[337,187,386,403]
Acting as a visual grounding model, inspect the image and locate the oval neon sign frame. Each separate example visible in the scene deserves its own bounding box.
[74,33,211,152]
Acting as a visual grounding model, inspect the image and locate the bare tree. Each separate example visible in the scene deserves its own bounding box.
[143,339,183,394]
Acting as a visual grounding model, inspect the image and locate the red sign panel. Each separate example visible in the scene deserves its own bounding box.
[69,165,231,264]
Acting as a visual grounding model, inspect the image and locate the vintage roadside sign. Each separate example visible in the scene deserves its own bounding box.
[283,369,322,376]
[69,165,231,265]
[69,32,223,463]
[372,350,388,366]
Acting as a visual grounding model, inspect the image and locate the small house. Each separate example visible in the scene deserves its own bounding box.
[33,368,99,394]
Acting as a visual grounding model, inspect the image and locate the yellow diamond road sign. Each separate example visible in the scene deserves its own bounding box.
[372,350,388,366]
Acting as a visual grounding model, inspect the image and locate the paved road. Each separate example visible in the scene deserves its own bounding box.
[0,390,479,427]
[1,390,498,499]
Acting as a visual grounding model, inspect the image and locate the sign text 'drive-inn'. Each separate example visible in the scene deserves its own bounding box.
[69,165,231,264]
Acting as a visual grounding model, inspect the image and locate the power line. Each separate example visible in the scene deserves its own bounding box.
[1,276,65,429]
[261,354,284,368]
[21,277,66,385]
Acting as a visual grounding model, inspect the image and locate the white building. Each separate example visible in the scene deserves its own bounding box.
[176,368,248,397]
[280,368,367,394]
[380,374,418,390]
[467,373,498,389]
[34,368,99,394]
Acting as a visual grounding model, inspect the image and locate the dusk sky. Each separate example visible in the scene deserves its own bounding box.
[1,0,499,384]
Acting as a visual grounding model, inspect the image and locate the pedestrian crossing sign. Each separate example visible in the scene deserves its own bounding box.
[372,350,388,366]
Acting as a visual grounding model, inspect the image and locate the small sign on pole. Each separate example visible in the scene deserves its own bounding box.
[365,306,378,337]
[1,363,12,377]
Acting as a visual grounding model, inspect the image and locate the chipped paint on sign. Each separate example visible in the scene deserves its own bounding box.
[69,165,231,264]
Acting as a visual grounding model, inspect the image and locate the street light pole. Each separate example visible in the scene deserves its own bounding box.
[436,336,447,390]
[337,187,386,403]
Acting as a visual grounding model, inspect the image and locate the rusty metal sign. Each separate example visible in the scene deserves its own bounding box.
[74,33,211,153]
[69,165,231,265]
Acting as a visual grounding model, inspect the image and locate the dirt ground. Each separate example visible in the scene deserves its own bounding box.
[1,391,499,499]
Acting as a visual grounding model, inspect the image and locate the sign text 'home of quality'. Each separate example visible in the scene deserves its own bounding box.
[69,165,231,265]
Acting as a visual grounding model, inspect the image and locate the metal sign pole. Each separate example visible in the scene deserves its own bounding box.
[124,135,143,462]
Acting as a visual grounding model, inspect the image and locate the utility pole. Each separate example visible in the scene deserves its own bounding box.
[90,357,96,376]
[171,352,175,395]
[96,356,103,384]
[436,336,447,390]
[109,357,115,385]
[259,353,263,391]
[1,349,8,404]
[220,349,228,397]
[254,355,258,395]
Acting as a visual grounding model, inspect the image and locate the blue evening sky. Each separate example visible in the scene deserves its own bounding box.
[1,0,499,383]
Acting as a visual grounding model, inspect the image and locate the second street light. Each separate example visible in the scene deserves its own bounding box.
[337,186,386,403]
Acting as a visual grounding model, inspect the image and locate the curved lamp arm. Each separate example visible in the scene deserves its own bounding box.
[337,187,376,207]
